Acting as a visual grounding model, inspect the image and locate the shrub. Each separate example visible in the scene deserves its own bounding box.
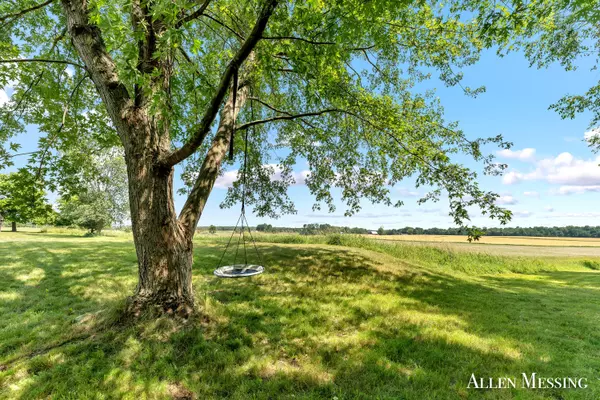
[582,260,600,270]
[326,233,343,246]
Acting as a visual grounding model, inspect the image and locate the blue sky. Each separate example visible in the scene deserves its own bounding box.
[2,48,599,229]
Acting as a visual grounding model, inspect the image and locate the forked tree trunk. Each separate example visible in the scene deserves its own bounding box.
[58,0,272,319]
[124,131,195,317]
[122,84,247,317]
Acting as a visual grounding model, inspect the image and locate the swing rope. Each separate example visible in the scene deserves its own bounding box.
[215,86,264,274]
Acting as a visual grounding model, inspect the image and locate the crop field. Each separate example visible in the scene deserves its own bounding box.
[368,234,600,247]
[193,231,600,258]
[364,235,600,258]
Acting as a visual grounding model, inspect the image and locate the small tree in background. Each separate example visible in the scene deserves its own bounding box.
[56,148,129,233]
[256,223,273,232]
[0,170,54,232]
[208,225,217,234]
[377,226,385,236]
[58,194,113,235]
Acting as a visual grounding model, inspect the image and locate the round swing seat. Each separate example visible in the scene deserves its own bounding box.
[213,264,264,278]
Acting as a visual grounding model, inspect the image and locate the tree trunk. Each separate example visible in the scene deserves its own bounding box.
[124,127,195,317]
[58,0,274,320]
[11,221,16,232]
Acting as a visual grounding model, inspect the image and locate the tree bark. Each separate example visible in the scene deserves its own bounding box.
[179,85,249,236]
[123,112,195,317]
[58,0,277,318]
[11,221,16,232]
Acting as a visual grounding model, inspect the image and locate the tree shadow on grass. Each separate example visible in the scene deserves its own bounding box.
[2,239,600,399]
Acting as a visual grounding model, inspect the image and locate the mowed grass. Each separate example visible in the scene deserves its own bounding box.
[1,231,600,399]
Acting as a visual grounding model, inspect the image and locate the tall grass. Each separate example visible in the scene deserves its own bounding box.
[242,233,592,274]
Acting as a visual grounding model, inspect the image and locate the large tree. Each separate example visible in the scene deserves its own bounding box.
[0,0,515,316]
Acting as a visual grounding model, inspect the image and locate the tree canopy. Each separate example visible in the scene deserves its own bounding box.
[476,0,600,152]
[56,193,113,233]
[0,0,519,235]
[0,169,54,229]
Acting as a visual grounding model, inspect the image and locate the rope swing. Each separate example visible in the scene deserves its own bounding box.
[213,82,265,278]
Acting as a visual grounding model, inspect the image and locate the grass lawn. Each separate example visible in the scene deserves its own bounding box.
[1,231,600,399]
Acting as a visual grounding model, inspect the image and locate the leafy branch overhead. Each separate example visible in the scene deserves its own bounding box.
[475,0,600,152]
[0,0,522,233]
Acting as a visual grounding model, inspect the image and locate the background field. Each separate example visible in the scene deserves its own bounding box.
[1,229,600,399]
[369,234,600,247]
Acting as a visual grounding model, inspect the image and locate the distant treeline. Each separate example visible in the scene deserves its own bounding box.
[381,226,600,238]
[199,223,600,238]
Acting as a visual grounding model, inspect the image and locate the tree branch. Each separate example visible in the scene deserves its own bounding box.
[203,11,245,40]
[262,36,375,51]
[0,0,55,26]
[161,0,279,168]
[236,109,342,131]
[247,96,293,116]
[0,58,87,70]
[176,0,212,28]
[262,36,335,45]
[178,84,249,235]
[59,0,132,143]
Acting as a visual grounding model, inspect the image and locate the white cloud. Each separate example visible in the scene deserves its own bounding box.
[496,195,518,205]
[512,210,532,217]
[214,165,309,189]
[397,187,419,197]
[544,206,554,212]
[502,152,600,187]
[497,148,536,162]
[555,185,600,195]
[546,212,600,218]
[214,170,238,189]
[523,191,539,197]
[307,212,399,219]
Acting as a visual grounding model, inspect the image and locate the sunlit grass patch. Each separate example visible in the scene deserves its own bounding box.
[0,230,599,399]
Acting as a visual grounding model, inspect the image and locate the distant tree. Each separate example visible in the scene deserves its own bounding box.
[377,226,385,235]
[208,225,217,234]
[82,149,130,226]
[0,170,54,232]
[58,193,113,234]
[256,223,273,232]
